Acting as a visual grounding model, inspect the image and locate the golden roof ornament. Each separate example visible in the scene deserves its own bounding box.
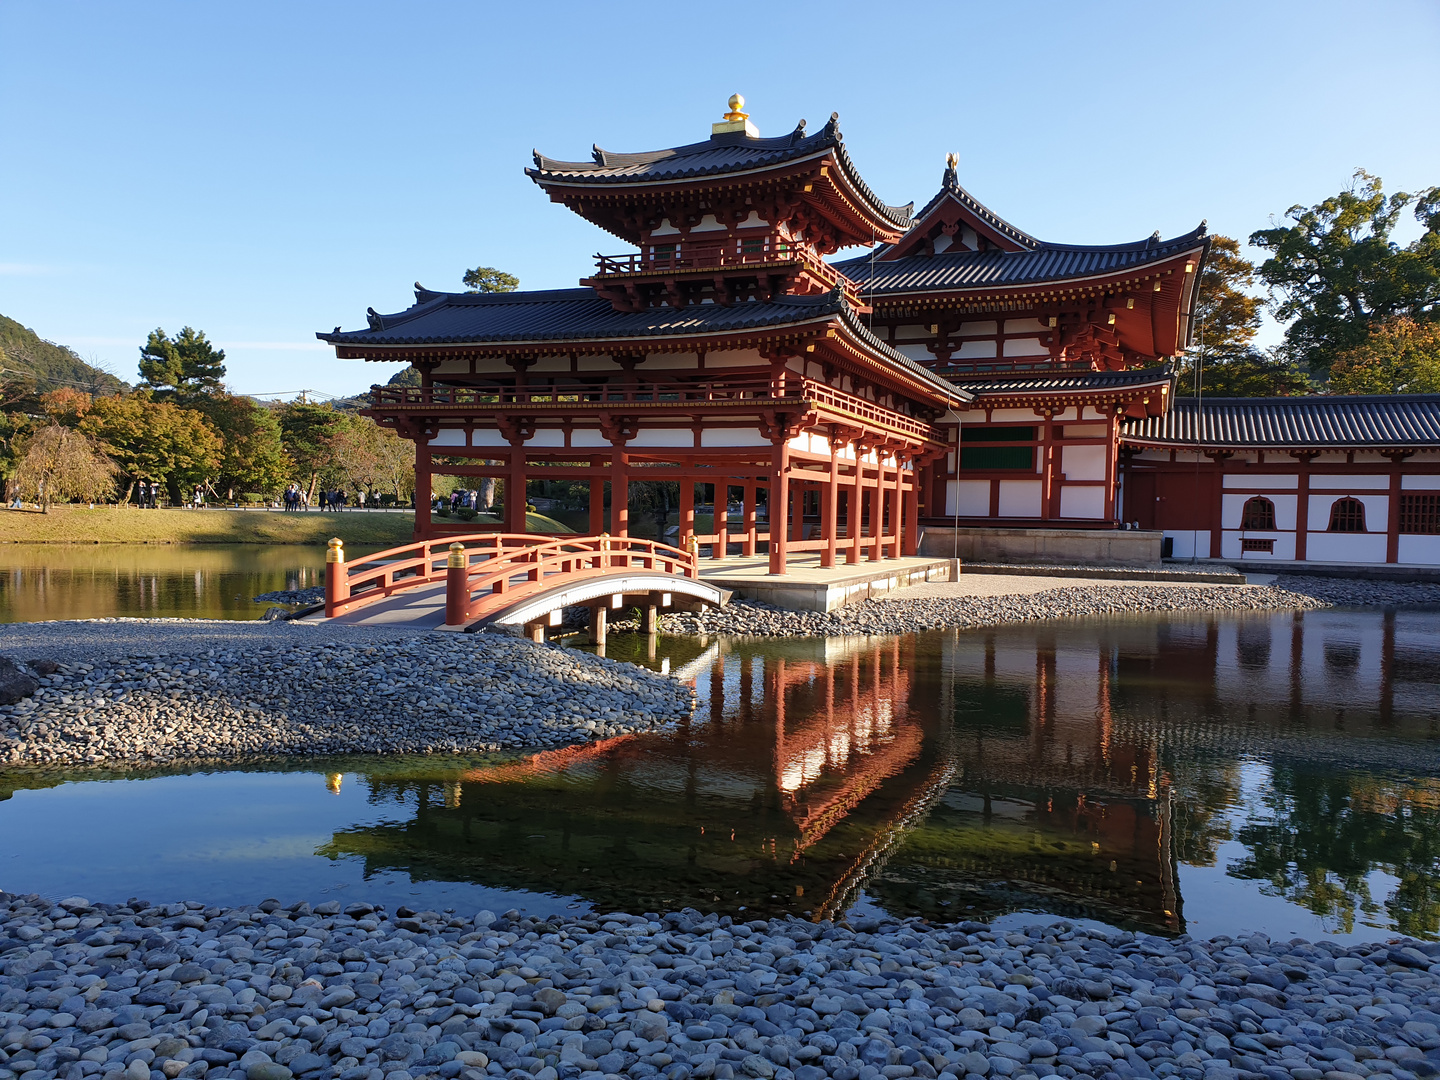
[712,93,759,138]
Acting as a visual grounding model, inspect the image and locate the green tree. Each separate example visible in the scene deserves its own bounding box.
[1178,349,1313,397]
[1328,317,1440,395]
[0,315,128,395]
[461,266,519,293]
[1191,235,1264,360]
[1250,170,1440,375]
[193,393,290,498]
[138,326,228,401]
[79,392,222,502]
[277,400,349,503]
[11,425,118,510]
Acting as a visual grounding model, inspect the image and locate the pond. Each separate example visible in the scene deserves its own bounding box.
[3,608,1437,943]
[0,545,330,622]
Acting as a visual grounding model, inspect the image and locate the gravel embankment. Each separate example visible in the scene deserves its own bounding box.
[663,586,1330,638]
[1272,577,1440,607]
[0,634,694,767]
[1,894,1437,1080]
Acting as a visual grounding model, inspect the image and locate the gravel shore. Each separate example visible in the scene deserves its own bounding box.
[0,633,693,767]
[661,586,1330,639]
[2,893,1437,1080]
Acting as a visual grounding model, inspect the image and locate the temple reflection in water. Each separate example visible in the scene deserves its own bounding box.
[318,610,1440,938]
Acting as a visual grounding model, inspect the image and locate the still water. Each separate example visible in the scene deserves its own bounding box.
[2,609,1437,943]
[0,545,328,621]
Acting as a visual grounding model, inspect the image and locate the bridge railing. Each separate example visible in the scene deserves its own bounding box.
[323,533,556,618]
[446,534,698,627]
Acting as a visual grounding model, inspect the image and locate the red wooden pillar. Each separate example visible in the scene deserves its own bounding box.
[823,443,839,569]
[889,453,904,559]
[505,448,527,534]
[1387,456,1404,564]
[414,445,433,539]
[611,448,629,537]
[743,480,757,556]
[1039,413,1056,521]
[849,449,864,565]
[714,482,728,561]
[588,457,605,536]
[680,474,695,544]
[769,441,790,575]
[902,458,920,557]
[1294,452,1310,562]
[869,456,884,563]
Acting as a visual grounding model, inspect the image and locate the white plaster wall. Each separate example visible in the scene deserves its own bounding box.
[1002,337,1049,357]
[1402,475,1440,490]
[1305,532,1388,563]
[998,480,1041,517]
[629,429,696,448]
[949,480,990,517]
[1165,530,1210,558]
[1308,494,1388,532]
[701,427,764,448]
[1004,318,1048,335]
[1220,531,1296,560]
[691,214,726,232]
[1223,474,1299,490]
[956,340,997,358]
[1062,424,1108,439]
[1059,486,1104,519]
[1061,445,1107,481]
[956,321,998,337]
[893,325,932,341]
[1081,407,1109,422]
[1311,474,1389,490]
[716,350,769,367]
[737,211,769,229]
[1397,536,1440,564]
[570,430,613,448]
[431,359,468,376]
[428,429,467,447]
[525,429,567,448]
[1222,493,1298,530]
[894,344,934,363]
[988,409,1041,423]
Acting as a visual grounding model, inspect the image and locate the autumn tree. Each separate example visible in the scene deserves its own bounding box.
[39,388,93,425]
[1329,318,1440,395]
[138,327,228,402]
[79,392,222,503]
[1250,170,1440,375]
[11,425,118,510]
[192,393,290,498]
[277,401,349,503]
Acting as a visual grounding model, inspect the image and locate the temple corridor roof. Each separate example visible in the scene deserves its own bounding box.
[955,366,1176,396]
[1123,395,1440,449]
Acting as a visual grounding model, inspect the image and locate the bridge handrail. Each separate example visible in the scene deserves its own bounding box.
[325,532,556,617]
[449,535,699,626]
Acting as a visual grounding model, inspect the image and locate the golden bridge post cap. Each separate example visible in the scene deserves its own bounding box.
[325,537,344,563]
[447,542,467,568]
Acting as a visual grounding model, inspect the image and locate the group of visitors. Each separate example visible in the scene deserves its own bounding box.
[436,489,486,514]
[134,480,162,508]
[281,484,307,511]
[318,488,349,511]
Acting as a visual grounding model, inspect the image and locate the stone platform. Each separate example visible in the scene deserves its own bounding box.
[918,524,1162,567]
[698,554,952,612]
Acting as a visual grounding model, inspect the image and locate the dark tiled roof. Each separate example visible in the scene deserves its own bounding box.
[1123,396,1440,448]
[835,224,1208,295]
[910,177,1040,250]
[317,287,969,404]
[527,115,913,229]
[956,366,1176,396]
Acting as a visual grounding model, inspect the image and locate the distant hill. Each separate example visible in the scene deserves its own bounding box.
[0,315,129,395]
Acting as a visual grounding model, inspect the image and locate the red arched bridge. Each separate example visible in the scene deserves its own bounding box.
[310,534,730,640]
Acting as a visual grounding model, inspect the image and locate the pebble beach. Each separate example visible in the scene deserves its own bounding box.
[2,895,1438,1080]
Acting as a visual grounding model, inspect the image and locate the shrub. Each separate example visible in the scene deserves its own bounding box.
[458,506,479,522]
[436,504,452,518]
[379,493,397,507]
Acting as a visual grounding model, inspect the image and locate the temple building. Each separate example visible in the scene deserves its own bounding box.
[320,98,1440,570]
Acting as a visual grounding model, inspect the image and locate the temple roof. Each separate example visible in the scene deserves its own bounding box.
[318,286,970,404]
[834,223,1209,296]
[1123,395,1440,449]
[955,365,1176,396]
[528,114,914,230]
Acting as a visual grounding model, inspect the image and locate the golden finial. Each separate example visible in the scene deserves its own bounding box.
[713,94,758,137]
[723,94,749,122]
[946,152,958,170]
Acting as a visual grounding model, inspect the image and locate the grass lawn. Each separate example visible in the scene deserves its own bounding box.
[0,507,419,545]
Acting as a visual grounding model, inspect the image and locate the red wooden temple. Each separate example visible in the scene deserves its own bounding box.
[322,98,1440,572]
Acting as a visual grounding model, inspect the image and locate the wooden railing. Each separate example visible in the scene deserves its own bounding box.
[592,240,860,300]
[368,375,943,444]
[323,533,514,618]
[445,534,698,626]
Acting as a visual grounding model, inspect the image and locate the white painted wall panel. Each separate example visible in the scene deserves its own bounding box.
[1004,318,1048,334]
[629,429,696,448]
[1221,531,1296,560]
[956,340,998,358]
[701,427,764,448]
[1165,530,1210,558]
[949,480,990,517]
[1222,493,1298,530]
[893,325,932,341]
[570,430,612,448]
[524,429,567,448]
[1002,337,1050,357]
[894,344,934,363]
[956,321,998,337]
[1305,532,1388,564]
[1061,445,1107,481]
[469,430,510,448]
[1402,475,1440,490]
[1310,474,1389,490]
[1397,536,1440,565]
[1223,474,1299,490]
[1059,486,1104,519]
[998,480,1042,517]
[428,429,467,447]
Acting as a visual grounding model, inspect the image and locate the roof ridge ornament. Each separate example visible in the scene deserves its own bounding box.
[712,93,758,138]
[943,152,958,189]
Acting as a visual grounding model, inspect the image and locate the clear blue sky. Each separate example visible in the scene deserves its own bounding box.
[3,0,1437,398]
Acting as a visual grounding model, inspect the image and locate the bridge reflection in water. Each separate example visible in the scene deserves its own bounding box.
[315,610,1440,939]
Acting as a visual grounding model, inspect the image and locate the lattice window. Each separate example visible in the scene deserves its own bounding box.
[1240,496,1276,531]
[1400,493,1440,534]
[1241,537,1275,553]
[959,426,1036,471]
[1327,497,1367,533]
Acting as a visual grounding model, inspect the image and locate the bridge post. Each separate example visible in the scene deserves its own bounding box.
[589,604,607,647]
[643,592,659,634]
[324,538,348,617]
[445,542,469,626]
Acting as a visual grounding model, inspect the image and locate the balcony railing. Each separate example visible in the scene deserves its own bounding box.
[369,374,941,444]
[591,239,859,299]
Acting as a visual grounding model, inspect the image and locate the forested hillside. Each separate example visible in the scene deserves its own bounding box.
[0,315,128,395]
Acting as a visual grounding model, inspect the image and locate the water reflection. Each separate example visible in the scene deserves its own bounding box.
[2,610,1438,942]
